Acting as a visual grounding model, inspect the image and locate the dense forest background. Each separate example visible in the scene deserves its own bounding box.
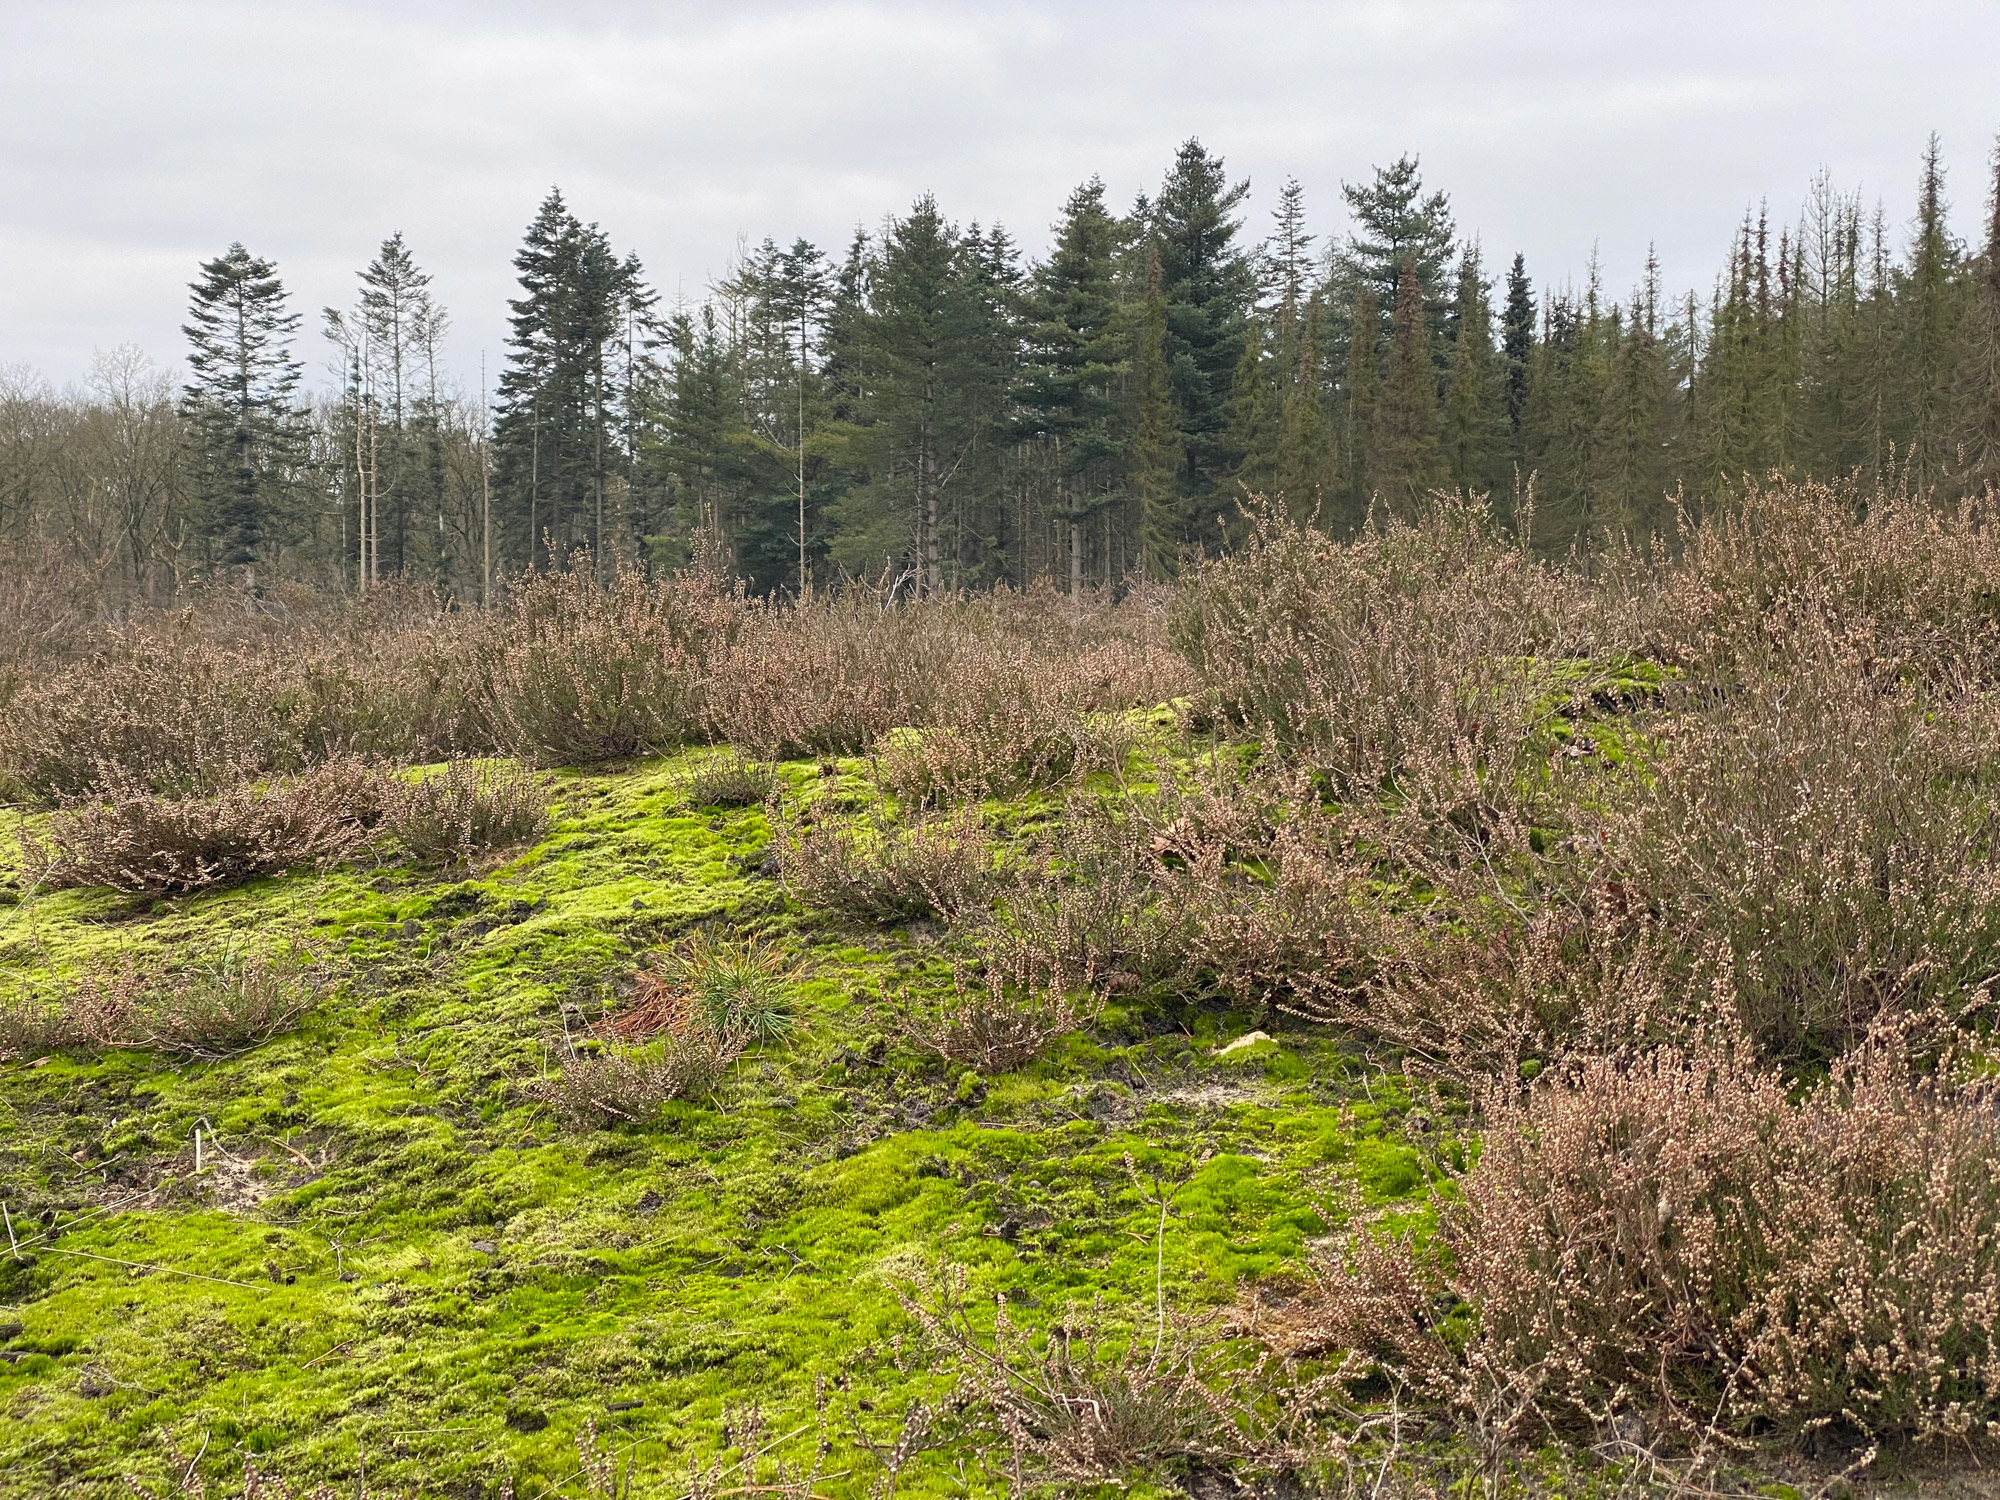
[4,135,1999,606]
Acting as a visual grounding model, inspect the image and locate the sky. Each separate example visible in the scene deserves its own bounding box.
[3,0,1998,395]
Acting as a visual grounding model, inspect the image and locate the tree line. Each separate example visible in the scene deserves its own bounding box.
[3,135,1998,604]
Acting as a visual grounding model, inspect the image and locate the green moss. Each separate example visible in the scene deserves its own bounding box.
[0,748,1433,1497]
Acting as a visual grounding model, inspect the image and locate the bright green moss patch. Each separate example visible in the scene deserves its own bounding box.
[0,750,1436,1497]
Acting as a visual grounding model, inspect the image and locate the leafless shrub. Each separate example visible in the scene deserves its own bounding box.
[1271,1014,2000,1451]
[138,949,324,1059]
[899,1270,1249,1492]
[22,759,385,894]
[702,581,1188,764]
[479,562,739,766]
[536,1015,746,1128]
[679,750,780,809]
[1170,495,1614,807]
[1546,608,2000,1064]
[770,802,998,925]
[886,955,1098,1075]
[382,758,549,866]
[0,951,320,1061]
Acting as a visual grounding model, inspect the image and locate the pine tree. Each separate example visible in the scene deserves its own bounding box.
[182,243,307,569]
[1129,250,1183,580]
[1369,257,1442,511]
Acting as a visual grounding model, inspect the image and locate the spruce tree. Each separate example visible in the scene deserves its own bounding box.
[1901,137,1966,487]
[1338,284,1379,533]
[1334,157,1457,352]
[1275,290,1339,520]
[182,243,307,569]
[492,189,653,573]
[1959,142,2000,491]
[1501,253,1536,433]
[1129,250,1183,579]
[1152,139,1255,526]
[1018,179,1129,594]
[1223,317,1278,500]
[1369,257,1442,511]
[1438,247,1508,497]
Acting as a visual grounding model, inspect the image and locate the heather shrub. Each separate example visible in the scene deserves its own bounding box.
[479,563,738,765]
[703,581,1188,766]
[901,1274,1248,1489]
[0,951,320,1060]
[1278,1017,2000,1449]
[1169,496,1612,803]
[0,603,484,804]
[1643,478,2000,684]
[383,758,550,866]
[770,802,999,925]
[679,750,780,809]
[22,759,384,894]
[136,949,324,1059]
[1602,619,2000,1061]
[536,1018,745,1128]
[886,955,1098,1074]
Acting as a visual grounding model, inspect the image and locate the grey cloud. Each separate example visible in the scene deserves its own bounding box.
[3,0,1997,388]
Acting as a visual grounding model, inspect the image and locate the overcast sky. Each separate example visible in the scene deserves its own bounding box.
[4,0,1998,394]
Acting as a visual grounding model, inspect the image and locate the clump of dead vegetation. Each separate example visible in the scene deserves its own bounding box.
[380,758,550,866]
[0,949,325,1061]
[1265,1011,2000,1456]
[885,955,1100,1075]
[21,759,385,894]
[535,1023,746,1129]
[769,802,999,925]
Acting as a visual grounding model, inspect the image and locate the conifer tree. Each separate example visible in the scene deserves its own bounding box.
[1334,157,1457,352]
[1018,179,1128,595]
[1902,137,1965,487]
[1152,139,1255,524]
[1223,318,1278,500]
[492,189,654,573]
[1960,142,2000,491]
[182,243,307,569]
[1275,290,1338,519]
[1129,250,1182,579]
[1501,252,1536,433]
[1370,257,1442,511]
[1438,247,1508,496]
[1338,284,1379,533]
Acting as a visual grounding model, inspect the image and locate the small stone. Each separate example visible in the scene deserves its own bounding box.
[78,1371,112,1399]
[470,1240,498,1256]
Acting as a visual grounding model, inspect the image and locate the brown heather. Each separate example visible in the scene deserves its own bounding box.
[381,758,550,867]
[769,802,999,926]
[0,950,322,1061]
[22,760,385,895]
[1269,1014,2000,1450]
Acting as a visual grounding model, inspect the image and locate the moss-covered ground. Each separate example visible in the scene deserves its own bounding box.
[0,748,1442,1498]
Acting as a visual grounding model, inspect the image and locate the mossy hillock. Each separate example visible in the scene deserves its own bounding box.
[0,746,1429,1498]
